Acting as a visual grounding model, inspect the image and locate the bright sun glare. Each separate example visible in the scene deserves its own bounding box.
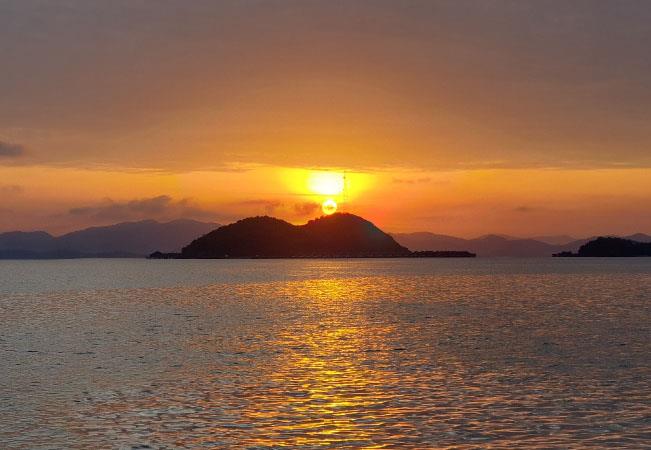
[308,172,344,195]
[322,199,337,215]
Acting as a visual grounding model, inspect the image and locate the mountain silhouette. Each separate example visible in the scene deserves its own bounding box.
[528,235,579,245]
[554,237,651,257]
[2,218,649,259]
[178,213,412,258]
[0,231,57,251]
[391,232,651,257]
[624,233,651,243]
[392,232,562,257]
[0,219,219,259]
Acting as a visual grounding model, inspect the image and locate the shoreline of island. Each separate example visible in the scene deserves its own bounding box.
[148,250,476,259]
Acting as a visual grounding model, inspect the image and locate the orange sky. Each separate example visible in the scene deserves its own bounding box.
[1,2,651,236]
[1,165,650,237]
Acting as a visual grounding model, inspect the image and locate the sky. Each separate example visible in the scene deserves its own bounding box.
[1,0,651,237]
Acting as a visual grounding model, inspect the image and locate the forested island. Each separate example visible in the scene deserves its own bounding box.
[553,237,651,257]
[150,213,476,259]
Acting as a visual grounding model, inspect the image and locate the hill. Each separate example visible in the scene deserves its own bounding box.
[0,231,57,252]
[392,232,651,257]
[57,219,219,255]
[529,235,579,245]
[0,219,219,259]
[624,233,651,243]
[392,232,562,257]
[554,237,651,257]
[177,213,412,258]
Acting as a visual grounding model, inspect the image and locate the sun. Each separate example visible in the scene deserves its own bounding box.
[322,199,337,215]
[308,172,344,195]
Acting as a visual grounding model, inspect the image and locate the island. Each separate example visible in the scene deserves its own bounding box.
[553,236,651,257]
[149,213,476,259]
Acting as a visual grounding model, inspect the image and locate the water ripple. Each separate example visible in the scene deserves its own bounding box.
[0,261,650,448]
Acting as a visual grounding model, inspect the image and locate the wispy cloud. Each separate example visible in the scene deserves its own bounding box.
[69,195,216,221]
[0,141,25,157]
[293,201,320,216]
[234,199,284,215]
[392,177,431,184]
[0,184,23,194]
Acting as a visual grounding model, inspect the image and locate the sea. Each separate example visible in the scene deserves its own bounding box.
[1,258,650,449]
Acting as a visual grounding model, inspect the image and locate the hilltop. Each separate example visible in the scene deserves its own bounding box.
[176,213,412,258]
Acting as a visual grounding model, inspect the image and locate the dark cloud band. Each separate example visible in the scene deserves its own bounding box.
[0,141,25,157]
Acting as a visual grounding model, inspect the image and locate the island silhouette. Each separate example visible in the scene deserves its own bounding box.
[554,237,651,257]
[150,213,475,259]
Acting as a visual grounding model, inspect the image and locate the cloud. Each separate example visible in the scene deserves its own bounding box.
[0,184,23,194]
[69,195,216,221]
[70,195,172,218]
[235,199,283,215]
[392,177,431,184]
[294,201,320,216]
[0,141,25,157]
[514,206,535,213]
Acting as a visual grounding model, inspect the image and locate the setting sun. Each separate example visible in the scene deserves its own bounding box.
[322,199,337,215]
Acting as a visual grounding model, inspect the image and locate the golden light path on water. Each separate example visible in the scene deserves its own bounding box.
[179,277,406,447]
[248,279,392,447]
[1,259,650,448]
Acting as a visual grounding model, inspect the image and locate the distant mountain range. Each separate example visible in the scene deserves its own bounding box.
[391,232,651,257]
[0,219,219,259]
[1,217,649,258]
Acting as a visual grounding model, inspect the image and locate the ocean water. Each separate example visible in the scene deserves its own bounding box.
[1,258,650,449]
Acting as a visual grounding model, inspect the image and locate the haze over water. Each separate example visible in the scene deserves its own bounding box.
[1,258,650,448]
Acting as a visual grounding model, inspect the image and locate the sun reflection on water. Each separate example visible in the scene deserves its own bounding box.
[232,278,403,447]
